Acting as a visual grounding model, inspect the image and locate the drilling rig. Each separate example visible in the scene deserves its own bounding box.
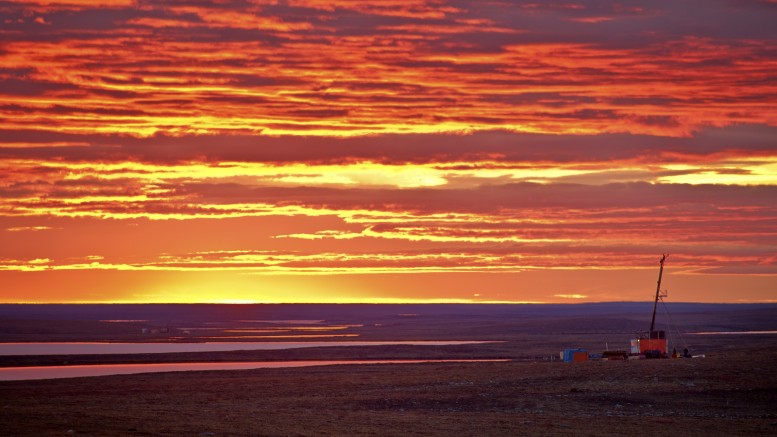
[630,254,669,358]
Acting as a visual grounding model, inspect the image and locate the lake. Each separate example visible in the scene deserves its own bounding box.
[0,359,509,381]
[688,331,777,335]
[0,340,497,356]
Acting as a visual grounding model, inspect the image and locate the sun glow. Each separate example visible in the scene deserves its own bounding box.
[0,0,774,303]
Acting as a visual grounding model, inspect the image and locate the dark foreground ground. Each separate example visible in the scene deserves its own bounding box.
[0,304,775,436]
[1,348,776,436]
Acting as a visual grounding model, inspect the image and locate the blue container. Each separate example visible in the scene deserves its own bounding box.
[562,348,587,363]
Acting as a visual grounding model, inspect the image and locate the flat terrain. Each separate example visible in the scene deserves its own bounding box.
[2,348,776,436]
[0,304,775,436]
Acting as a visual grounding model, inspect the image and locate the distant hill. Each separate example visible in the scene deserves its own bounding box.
[1,302,775,324]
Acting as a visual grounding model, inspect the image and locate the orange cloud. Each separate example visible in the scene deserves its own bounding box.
[0,0,774,303]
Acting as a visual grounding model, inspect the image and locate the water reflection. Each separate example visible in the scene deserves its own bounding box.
[224,325,360,332]
[206,329,289,333]
[173,326,363,340]
[191,334,361,339]
[688,331,777,335]
[0,340,497,356]
[100,320,147,323]
[237,320,325,324]
[0,359,509,381]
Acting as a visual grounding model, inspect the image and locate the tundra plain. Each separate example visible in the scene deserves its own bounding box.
[0,303,775,436]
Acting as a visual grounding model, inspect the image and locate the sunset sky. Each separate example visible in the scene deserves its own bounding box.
[1,0,775,303]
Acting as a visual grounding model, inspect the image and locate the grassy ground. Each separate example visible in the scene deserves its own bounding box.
[1,346,776,436]
[1,304,775,436]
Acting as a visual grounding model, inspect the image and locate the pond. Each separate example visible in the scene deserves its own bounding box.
[0,359,509,381]
[687,331,777,335]
[0,340,497,356]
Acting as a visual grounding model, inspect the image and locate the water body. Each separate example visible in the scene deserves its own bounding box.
[0,359,509,381]
[688,331,777,335]
[0,340,496,356]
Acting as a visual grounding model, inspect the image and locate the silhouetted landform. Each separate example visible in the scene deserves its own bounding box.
[3,302,775,323]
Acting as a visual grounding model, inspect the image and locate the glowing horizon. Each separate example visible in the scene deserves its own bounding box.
[1,1,775,304]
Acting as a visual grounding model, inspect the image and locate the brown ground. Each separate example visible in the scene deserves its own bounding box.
[1,347,776,436]
[1,304,775,436]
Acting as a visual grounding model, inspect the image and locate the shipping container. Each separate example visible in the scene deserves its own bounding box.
[562,348,588,363]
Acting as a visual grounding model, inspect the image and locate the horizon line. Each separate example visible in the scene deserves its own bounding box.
[2,301,775,305]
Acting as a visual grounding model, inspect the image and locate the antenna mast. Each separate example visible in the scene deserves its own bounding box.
[649,254,667,336]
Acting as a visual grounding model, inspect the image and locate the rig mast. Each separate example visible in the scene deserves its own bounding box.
[649,254,667,336]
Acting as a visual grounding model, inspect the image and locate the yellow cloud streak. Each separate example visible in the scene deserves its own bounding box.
[3,155,775,226]
[2,158,595,191]
[1,245,710,275]
[659,160,777,186]
[19,157,777,192]
[4,32,773,138]
[278,227,572,244]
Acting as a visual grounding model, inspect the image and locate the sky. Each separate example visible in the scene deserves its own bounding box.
[0,0,775,304]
